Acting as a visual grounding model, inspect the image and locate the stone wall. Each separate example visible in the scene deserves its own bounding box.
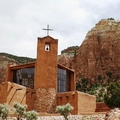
[34,87,56,113]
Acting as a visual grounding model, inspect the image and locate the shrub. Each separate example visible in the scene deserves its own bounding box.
[13,102,27,120]
[25,110,39,120]
[56,103,74,120]
[107,18,114,20]
[104,82,120,108]
[0,103,10,119]
[87,84,107,102]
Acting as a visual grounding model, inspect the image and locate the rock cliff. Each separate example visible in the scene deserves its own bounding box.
[58,46,79,68]
[72,19,120,82]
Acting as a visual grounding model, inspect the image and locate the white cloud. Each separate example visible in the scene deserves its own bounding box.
[0,0,120,57]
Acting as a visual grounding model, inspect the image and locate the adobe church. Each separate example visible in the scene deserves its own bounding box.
[0,35,96,114]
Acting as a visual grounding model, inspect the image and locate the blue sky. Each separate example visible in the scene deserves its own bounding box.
[0,0,120,58]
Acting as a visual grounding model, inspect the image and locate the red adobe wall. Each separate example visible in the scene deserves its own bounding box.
[96,102,110,112]
[34,36,58,113]
[57,91,78,114]
[0,82,35,111]
[57,91,96,114]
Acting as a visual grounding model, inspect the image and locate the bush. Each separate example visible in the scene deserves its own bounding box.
[87,84,107,102]
[13,102,27,120]
[0,103,10,119]
[56,103,74,120]
[25,110,39,120]
[104,82,120,108]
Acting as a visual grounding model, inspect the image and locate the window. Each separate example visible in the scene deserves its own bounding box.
[13,67,34,88]
[57,68,70,93]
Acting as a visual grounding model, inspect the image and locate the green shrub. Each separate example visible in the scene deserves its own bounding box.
[0,103,10,119]
[56,103,74,120]
[13,102,27,120]
[104,82,120,108]
[25,110,39,120]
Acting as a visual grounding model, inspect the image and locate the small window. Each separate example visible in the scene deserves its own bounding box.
[45,44,50,51]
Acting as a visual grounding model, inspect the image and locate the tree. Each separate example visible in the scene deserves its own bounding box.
[97,75,103,84]
[76,78,88,92]
[107,18,114,20]
[106,71,112,78]
[104,82,120,108]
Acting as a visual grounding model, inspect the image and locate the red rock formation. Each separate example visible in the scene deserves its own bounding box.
[58,46,79,68]
[73,19,120,82]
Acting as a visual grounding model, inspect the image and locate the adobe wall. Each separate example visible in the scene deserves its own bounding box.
[96,102,110,112]
[57,91,96,114]
[57,91,78,114]
[34,36,58,113]
[0,82,35,111]
[77,91,96,114]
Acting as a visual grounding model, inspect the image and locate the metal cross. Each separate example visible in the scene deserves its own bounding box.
[43,25,53,36]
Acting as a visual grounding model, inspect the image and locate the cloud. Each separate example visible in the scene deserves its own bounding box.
[0,0,120,57]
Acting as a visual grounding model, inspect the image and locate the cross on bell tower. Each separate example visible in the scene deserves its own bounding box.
[43,25,53,36]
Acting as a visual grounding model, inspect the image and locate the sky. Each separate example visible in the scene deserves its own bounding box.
[0,0,120,58]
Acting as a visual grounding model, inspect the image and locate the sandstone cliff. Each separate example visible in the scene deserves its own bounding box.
[72,19,120,82]
[58,46,79,68]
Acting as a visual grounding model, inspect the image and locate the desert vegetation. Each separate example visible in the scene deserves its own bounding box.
[76,71,120,108]
[0,102,38,120]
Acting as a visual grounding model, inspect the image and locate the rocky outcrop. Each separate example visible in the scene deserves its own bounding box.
[0,56,17,83]
[58,54,74,68]
[61,46,79,57]
[72,19,120,82]
[58,46,79,68]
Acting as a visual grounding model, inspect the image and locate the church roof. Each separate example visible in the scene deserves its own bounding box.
[9,62,74,72]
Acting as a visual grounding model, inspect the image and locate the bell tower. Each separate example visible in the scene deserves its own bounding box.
[34,36,58,113]
[34,36,58,89]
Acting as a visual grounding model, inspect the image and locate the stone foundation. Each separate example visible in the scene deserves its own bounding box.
[34,87,56,113]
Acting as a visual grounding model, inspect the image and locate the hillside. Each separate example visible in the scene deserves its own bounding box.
[0,53,36,64]
[0,53,36,83]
